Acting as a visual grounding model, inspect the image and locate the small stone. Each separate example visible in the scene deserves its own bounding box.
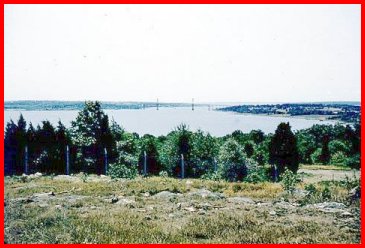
[269,211,276,216]
[54,204,62,210]
[198,210,206,215]
[185,206,197,212]
[143,192,151,197]
[111,197,119,204]
[168,213,175,218]
[341,211,353,217]
[145,215,152,220]
[176,203,182,210]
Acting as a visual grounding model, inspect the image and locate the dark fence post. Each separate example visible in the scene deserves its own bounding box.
[66,145,70,175]
[104,148,108,175]
[24,146,28,175]
[143,151,147,176]
[181,154,185,179]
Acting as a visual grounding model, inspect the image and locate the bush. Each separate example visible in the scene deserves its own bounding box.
[280,169,299,194]
[201,171,222,181]
[346,154,360,169]
[330,151,347,166]
[321,186,331,200]
[159,170,169,178]
[107,163,137,179]
[218,138,250,182]
[244,165,268,183]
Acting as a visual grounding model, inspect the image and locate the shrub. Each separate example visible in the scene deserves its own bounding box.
[243,165,268,183]
[201,171,222,181]
[280,168,299,194]
[321,186,331,200]
[108,163,137,179]
[346,154,360,169]
[159,170,169,178]
[304,183,317,196]
[218,138,250,182]
[330,151,347,166]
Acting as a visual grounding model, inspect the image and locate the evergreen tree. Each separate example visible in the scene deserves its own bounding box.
[71,101,115,174]
[244,142,255,158]
[269,122,299,175]
[319,135,331,165]
[4,120,17,175]
[15,114,27,174]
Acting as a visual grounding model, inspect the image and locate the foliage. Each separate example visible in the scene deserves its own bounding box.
[71,101,115,174]
[280,169,299,194]
[330,152,347,166]
[218,138,252,182]
[107,163,137,179]
[269,123,299,175]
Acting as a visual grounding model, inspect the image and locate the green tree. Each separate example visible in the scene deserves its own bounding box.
[269,122,299,175]
[71,101,115,174]
[296,131,316,164]
[319,135,331,165]
[139,134,161,175]
[218,138,250,181]
[243,141,255,158]
[159,124,193,177]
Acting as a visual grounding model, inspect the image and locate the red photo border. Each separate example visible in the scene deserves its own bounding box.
[0,2,363,246]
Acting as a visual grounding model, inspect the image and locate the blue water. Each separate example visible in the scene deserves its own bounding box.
[4,107,337,136]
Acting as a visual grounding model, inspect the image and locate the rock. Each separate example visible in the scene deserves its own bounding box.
[168,213,175,218]
[176,203,182,210]
[145,215,152,220]
[114,198,136,206]
[35,172,43,177]
[33,192,56,199]
[38,203,49,208]
[310,202,347,213]
[198,210,206,215]
[274,201,295,209]
[187,189,224,199]
[54,205,62,210]
[198,202,213,210]
[153,191,181,199]
[349,186,360,201]
[111,197,119,204]
[269,210,276,216]
[313,202,346,210]
[228,197,255,204]
[186,180,193,187]
[340,211,353,217]
[185,206,197,212]
[143,192,151,197]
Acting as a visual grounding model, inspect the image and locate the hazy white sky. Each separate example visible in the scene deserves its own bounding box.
[5,4,360,103]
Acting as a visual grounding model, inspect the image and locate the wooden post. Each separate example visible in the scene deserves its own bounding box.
[181,154,185,179]
[104,148,108,175]
[143,151,147,176]
[192,98,194,111]
[24,146,28,175]
[66,145,70,175]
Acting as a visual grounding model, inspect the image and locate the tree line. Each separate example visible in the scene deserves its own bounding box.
[4,101,360,181]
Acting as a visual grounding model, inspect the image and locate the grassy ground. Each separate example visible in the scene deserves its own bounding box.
[299,164,353,171]
[4,169,360,244]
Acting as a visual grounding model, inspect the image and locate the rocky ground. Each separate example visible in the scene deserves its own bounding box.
[4,168,361,244]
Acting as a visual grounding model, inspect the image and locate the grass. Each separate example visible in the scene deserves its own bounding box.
[4,173,360,244]
[300,164,352,171]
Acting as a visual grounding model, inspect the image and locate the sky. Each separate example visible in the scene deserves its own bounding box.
[4,4,361,103]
